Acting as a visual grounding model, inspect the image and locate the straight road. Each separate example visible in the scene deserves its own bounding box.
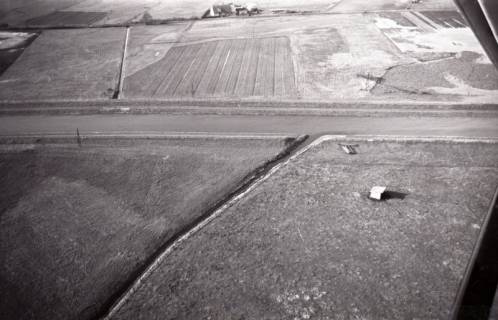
[0,114,497,138]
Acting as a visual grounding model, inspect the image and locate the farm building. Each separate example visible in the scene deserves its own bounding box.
[202,3,261,18]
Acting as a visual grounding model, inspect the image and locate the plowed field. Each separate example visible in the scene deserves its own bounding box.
[124,36,297,98]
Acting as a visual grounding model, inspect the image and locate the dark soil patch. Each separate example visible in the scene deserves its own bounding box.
[0,137,291,320]
[26,11,107,27]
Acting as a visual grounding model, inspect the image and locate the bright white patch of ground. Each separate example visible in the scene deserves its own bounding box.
[372,14,498,101]
[325,50,397,69]
[428,74,498,102]
[329,0,455,12]
[0,32,36,50]
[390,28,487,55]
[258,0,342,11]
[290,14,412,99]
[374,16,487,56]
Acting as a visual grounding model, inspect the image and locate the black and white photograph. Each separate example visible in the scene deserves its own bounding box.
[0,0,497,319]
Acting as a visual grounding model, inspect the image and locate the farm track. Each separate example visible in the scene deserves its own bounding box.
[124,36,296,99]
[282,37,297,97]
[274,37,285,96]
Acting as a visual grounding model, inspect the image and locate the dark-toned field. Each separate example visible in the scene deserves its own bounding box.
[124,36,297,98]
[0,29,125,101]
[0,32,38,77]
[0,49,24,76]
[26,11,107,27]
[0,136,295,320]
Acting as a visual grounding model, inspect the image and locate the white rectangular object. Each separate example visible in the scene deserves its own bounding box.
[369,186,386,200]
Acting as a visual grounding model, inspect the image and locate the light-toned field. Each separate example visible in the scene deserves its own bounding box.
[0,0,457,27]
[109,139,498,320]
[0,0,339,27]
[122,10,498,102]
[124,36,297,98]
[2,8,497,103]
[372,11,498,101]
[329,0,455,12]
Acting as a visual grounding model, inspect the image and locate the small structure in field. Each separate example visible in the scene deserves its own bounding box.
[369,186,387,200]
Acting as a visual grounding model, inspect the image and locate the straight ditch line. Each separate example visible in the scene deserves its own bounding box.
[114,26,130,99]
[3,134,497,144]
[451,186,498,319]
[98,134,313,320]
[313,134,498,144]
[0,132,297,141]
[98,134,498,320]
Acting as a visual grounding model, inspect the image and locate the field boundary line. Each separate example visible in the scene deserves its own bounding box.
[0,132,297,141]
[314,134,498,144]
[115,26,130,99]
[99,134,314,319]
[2,106,497,118]
[97,133,498,319]
[2,98,497,109]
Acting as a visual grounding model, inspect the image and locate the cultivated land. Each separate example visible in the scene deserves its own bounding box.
[0,136,296,320]
[124,36,297,98]
[0,1,497,319]
[122,10,496,102]
[2,6,497,103]
[108,139,498,320]
[0,28,124,100]
[0,0,455,27]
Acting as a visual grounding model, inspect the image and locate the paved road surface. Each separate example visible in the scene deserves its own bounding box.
[1,114,497,138]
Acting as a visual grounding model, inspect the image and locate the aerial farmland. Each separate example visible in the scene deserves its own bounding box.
[0,1,498,320]
[1,0,496,103]
[124,36,296,98]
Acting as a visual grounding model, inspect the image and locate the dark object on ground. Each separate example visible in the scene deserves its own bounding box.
[76,128,81,146]
[339,143,358,154]
[382,190,408,200]
[203,3,261,18]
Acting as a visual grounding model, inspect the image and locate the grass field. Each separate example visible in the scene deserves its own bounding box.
[111,139,498,320]
[124,36,297,99]
[26,11,107,27]
[0,136,294,320]
[0,28,124,101]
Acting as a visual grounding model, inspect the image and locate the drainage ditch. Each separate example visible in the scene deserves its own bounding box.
[452,187,498,320]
